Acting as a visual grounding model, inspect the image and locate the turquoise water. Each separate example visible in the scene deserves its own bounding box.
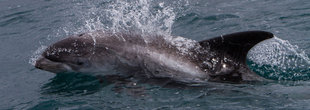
[0,0,309,109]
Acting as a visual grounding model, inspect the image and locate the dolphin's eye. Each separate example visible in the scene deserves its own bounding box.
[71,58,90,67]
[75,59,85,66]
[76,61,84,65]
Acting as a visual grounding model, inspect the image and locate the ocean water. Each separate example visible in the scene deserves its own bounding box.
[0,0,309,109]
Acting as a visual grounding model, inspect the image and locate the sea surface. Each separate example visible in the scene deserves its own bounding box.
[0,0,309,109]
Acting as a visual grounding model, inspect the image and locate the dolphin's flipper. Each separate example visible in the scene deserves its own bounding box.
[199,31,274,82]
[199,31,273,65]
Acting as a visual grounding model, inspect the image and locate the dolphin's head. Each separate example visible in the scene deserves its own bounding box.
[35,35,96,73]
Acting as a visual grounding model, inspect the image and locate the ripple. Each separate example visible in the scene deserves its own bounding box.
[177,13,240,23]
[1,9,34,19]
[41,73,102,96]
[279,13,310,20]
[0,9,37,27]
[203,14,240,21]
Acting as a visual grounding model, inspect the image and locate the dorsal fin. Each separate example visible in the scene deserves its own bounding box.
[199,31,274,65]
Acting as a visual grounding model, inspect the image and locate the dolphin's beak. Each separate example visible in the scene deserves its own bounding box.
[35,57,45,69]
[35,57,44,69]
[35,56,70,73]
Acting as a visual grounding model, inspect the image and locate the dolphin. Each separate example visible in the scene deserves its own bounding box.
[35,30,273,83]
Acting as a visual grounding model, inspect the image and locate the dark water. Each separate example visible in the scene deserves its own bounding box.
[0,0,309,109]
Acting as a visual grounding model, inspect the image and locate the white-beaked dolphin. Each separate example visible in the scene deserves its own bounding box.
[35,30,273,84]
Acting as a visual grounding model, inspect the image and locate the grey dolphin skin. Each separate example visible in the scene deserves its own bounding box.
[35,31,273,84]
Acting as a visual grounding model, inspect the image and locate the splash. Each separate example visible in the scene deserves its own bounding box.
[29,45,47,66]
[106,0,175,35]
[248,37,310,80]
[72,0,197,55]
[58,0,178,36]
[63,0,180,43]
